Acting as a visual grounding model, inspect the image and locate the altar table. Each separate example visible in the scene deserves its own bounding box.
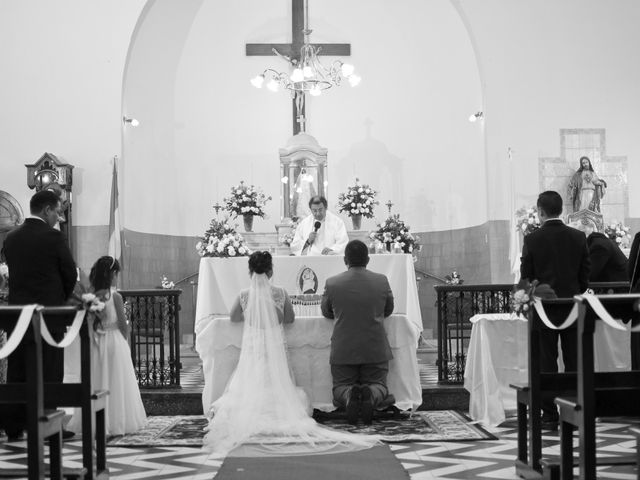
[194,254,422,332]
[194,254,423,413]
[463,313,631,427]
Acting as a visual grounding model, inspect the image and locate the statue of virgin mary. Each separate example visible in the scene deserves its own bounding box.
[291,169,316,220]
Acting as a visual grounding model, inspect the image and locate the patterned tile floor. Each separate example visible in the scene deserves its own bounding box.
[1,421,637,479]
[2,344,636,478]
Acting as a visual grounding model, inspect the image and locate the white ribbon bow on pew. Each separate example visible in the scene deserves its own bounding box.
[0,304,38,359]
[39,308,86,348]
[533,293,640,332]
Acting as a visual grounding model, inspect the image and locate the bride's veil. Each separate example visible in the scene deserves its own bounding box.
[203,273,379,457]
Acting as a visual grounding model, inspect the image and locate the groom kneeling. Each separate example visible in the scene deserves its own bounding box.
[321,240,395,424]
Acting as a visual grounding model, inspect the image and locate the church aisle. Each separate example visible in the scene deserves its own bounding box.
[0,421,636,479]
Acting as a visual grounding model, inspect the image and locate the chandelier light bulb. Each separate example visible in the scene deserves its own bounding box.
[468,114,477,122]
[250,74,265,88]
[281,176,289,184]
[303,65,314,78]
[309,85,322,96]
[341,63,355,76]
[347,74,361,87]
[266,78,280,92]
[290,68,304,82]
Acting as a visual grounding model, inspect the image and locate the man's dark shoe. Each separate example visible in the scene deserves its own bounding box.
[62,430,75,440]
[361,386,374,425]
[346,386,361,425]
[5,429,24,442]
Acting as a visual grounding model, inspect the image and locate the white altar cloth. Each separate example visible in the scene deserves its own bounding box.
[463,313,631,427]
[194,254,422,332]
[195,313,422,413]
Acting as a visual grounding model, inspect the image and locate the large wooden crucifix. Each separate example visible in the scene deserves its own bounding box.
[246,0,351,135]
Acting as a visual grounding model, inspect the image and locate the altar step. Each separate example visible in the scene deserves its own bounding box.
[140,344,469,415]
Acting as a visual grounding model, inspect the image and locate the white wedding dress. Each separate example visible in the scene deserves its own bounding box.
[202,273,379,457]
[67,288,146,435]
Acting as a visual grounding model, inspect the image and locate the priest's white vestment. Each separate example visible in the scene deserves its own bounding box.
[290,211,349,256]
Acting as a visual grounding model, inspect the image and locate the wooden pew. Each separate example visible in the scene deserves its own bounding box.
[510,298,577,479]
[40,306,109,480]
[629,427,640,480]
[0,305,66,480]
[555,294,640,480]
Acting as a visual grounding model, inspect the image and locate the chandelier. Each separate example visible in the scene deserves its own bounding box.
[250,2,360,96]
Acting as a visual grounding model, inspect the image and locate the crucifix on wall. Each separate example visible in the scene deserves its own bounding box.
[245,0,352,135]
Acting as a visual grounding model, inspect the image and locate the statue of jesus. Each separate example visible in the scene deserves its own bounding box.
[567,156,607,213]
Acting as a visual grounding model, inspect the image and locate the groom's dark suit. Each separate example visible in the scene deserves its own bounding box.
[1,217,77,434]
[321,266,394,409]
[520,218,590,417]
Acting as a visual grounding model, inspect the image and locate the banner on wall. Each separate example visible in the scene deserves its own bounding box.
[108,157,122,266]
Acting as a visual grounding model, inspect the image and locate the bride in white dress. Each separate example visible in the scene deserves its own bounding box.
[68,256,146,436]
[202,251,379,457]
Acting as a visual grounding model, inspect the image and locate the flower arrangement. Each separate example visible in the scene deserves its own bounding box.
[337,178,379,218]
[223,181,271,218]
[369,214,420,254]
[196,217,252,258]
[161,275,175,289]
[80,292,106,314]
[279,220,299,247]
[515,206,540,236]
[511,278,556,315]
[604,221,632,247]
[445,271,463,285]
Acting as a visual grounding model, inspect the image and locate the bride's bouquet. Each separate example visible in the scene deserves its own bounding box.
[196,217,251,258]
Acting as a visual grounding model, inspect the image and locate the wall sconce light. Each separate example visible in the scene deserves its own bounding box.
[468,111,484,123]
[123,116,140,127]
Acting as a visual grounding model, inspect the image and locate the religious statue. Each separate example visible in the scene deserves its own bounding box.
[291,168,316,220]
[567,156,607,213]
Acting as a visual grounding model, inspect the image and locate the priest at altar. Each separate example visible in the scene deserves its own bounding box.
[290,196,349,256]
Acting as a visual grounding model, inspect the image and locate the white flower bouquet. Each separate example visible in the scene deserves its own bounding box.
[604,221,632,247]
[224,181,271,218]
[337,178,379,218]
[515,206,540,236]
[196,216,251,258]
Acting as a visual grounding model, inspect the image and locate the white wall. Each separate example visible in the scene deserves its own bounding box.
[0,0,146,225]
[455,0,640,220]
[123,0,485,236]
[2,0,640,245]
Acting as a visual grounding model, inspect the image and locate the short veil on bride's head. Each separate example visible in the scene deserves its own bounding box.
[248,251,272,276]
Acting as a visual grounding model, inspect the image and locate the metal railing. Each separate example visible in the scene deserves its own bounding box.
[434,281,631,384]
[119,289,182,388]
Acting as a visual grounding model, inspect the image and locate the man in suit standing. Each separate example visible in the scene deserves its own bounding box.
[520,190,590,429]
[1,190,77,440]
[585,228,628,282]
[321,240,395,424]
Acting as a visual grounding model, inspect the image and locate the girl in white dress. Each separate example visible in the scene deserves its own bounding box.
[68,256,146,436]
[202,251,379,457]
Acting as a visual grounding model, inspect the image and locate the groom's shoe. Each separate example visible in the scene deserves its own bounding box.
[346,386,361,425]
[360,386,374,425]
